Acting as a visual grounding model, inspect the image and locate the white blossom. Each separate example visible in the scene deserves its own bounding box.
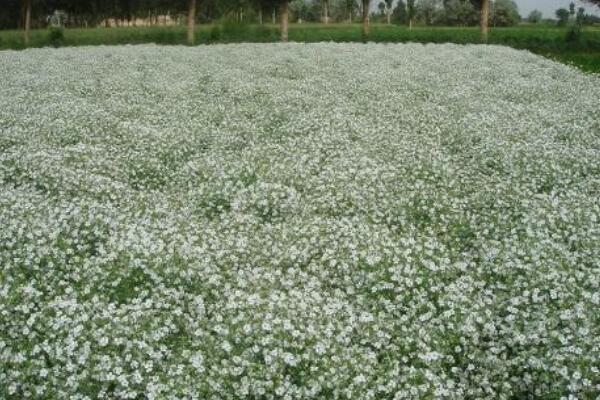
[0,43,599,399]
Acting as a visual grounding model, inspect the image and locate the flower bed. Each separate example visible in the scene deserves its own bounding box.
[1,43,599,399]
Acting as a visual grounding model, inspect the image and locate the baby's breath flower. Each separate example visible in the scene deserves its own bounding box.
[1,43,599,399]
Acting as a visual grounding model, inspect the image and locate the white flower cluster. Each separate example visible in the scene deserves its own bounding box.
[1,43,599,399]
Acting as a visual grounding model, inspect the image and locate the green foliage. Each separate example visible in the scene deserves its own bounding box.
[2,24,600,72]
[527,9,543,24]
[208,25,222,42]
[416,0,441,26]
[566,24,583,45]
[556,8,570,26]
[547,51,600,73]
[444,0,478,26]
[491,0,521,27]
[576,7,586,25]
[48,27,65,47]
[393,0,408,24]
[290,0,322,22]
[206,18,278,43]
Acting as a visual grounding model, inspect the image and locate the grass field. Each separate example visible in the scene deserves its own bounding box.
[1,43,600,398]
[1,23,600,72]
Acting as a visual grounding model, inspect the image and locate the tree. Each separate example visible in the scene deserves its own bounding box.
[379,0,393,23]
[444,0,477,26]
[338,0,358,21]
[392,0,408,24]
[417,0,441,26]
[325,0,356,21]
[362,0,370,37]
[265,0,290,40]
[187,0,196,45]
[22,0,32,46]
[527,9,542,23]
[556,8,569,26]
[407,0,416,29]
[252,0,264,23]
[281,0,289,41]
[385,0,393,23]
[491,0,519,27]
[582,13,600,24]
[576,7,585,24]
[480,0,489,41]
[346,0,358,21]
[323,0,330,23]
[290,0,318,22]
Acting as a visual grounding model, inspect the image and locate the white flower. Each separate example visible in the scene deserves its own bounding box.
[1,42,599,400]
[190,353,204,373]
[283,352,298,366]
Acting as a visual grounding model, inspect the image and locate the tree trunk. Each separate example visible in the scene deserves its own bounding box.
[187,0,196,45]
[362,0,370,38]
[272,8,276,24]
[324,0,329,24]
[387,11,390,24]
[280,1,289,42]
[23,0,31,46]
[258,8,263,24]
[480,0,489,42]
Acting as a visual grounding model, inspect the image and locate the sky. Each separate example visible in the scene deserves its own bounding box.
[516,0,600,18]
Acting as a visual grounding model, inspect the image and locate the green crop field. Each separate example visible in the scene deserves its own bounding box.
[1,24,600,72]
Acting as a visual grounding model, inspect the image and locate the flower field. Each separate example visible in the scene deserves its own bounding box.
[1,43,599,399]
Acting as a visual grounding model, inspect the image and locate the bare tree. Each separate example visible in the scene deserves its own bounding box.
[187,0,196,45]
[480,0,489,42]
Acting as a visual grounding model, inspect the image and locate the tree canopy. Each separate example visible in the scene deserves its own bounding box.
[2,0,527,31]
[4,0,287,29]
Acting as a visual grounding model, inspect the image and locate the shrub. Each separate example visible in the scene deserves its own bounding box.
[208,25,221,43]
[219,18,250,41]
[48,27,64,47]
[565,24,583,48]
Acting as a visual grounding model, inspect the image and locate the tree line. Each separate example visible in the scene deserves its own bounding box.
[8,0,600,46]
[553,2,600,26]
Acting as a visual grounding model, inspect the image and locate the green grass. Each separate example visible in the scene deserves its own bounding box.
[1,23,599,72]
[543,50,600,73]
